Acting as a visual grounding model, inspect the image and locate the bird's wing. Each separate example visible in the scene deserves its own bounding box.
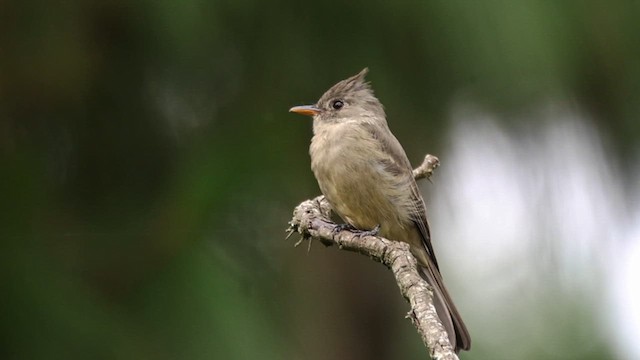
[408,180,439,269]
[363,123,470,351]
[363,123,439,270]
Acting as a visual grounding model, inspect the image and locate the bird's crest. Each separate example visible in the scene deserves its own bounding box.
[318,68,373,105]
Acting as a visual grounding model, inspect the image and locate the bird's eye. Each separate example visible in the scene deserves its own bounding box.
[331,100,344,110]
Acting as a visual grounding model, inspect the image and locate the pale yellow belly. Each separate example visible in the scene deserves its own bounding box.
[313,153,411,238]
[310,123,417,244]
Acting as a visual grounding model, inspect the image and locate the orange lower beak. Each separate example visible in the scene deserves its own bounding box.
[289,105,321,117]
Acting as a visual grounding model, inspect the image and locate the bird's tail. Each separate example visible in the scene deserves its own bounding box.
[419,264,471,354]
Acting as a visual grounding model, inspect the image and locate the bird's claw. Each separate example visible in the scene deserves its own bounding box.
[332,223,380,238]
[331,223,357,235]
[354,224,381,238]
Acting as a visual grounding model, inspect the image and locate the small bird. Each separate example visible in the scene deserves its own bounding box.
[289,68,471,353]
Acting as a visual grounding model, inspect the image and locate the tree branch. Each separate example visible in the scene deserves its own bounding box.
[286,154,459,360]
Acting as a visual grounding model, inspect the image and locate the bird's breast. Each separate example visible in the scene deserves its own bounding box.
[309,124,414,235]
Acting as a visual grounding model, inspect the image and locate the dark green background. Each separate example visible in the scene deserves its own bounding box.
[2,1,638,359]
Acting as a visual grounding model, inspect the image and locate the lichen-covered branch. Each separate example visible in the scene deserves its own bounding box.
[286,154,459,360]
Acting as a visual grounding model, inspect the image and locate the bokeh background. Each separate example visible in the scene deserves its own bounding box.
[2,1,639,359]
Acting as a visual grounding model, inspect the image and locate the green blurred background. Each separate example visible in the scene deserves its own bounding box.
[2,1,639,359]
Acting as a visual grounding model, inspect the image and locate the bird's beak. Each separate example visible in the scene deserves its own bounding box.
[289,105,321,117]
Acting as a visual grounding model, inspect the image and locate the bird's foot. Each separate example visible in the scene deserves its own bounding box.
[332,223,381,238]
[331,223,358,235]
[353,224,381,238]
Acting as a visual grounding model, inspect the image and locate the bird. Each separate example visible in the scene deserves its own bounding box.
[289,68,471,353]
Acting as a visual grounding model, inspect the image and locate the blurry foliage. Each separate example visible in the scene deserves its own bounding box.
[1,0,638,359]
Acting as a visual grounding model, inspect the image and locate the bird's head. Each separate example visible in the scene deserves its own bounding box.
[289,68,386,126]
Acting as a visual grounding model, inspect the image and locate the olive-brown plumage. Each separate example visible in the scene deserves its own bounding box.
[290,68,471,353]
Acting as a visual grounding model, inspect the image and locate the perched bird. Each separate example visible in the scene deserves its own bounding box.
[289,68,470,353]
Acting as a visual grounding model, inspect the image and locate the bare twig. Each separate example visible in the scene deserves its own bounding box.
[413,154,440,181]
[286,154,458,360]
